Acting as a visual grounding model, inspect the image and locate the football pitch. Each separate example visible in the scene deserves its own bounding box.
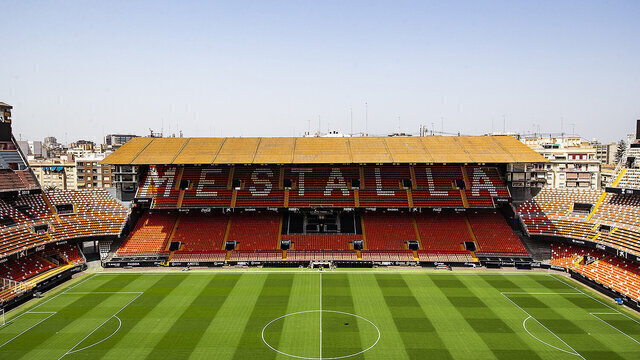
[1,271,639,360]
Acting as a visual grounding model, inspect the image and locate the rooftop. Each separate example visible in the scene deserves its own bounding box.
[101,135,547,165]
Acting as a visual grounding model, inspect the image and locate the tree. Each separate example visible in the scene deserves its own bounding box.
[615,139,627,164]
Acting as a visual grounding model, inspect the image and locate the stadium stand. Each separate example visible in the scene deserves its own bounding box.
[518,187,640,257]
[282,234,361,251]
[464,167,510,207]
[362,212,417,250]
[0,189,127,258]
[227,212,280,250]
[117,213,177,255]
[172,213,229,253]
[180,166,232,208]
[234,165,285,208]
[411,166,464,208]
[286,166,359,208]
[415,212,470,253]
[550,242,640,301]
[359,166,410,208]
[468,212,529,255]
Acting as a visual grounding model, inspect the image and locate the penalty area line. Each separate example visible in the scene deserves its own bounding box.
[57,292,143,360]
[589,313,640,345]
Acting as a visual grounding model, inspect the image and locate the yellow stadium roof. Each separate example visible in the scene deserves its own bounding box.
[101,136,547,165]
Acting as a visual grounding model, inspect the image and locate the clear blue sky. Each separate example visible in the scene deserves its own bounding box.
[2,0,639,144]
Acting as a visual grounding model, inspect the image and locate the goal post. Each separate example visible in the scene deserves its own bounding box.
[0,308,4,327]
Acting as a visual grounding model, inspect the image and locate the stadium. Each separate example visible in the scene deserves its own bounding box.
[0,101,639,359]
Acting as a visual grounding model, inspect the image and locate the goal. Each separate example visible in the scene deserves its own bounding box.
[0,308,4,327]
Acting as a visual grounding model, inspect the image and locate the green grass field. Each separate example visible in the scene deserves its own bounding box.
[1,270,639,360]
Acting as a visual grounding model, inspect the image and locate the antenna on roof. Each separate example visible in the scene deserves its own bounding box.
[365,102,368,136]
[350,107,353,136]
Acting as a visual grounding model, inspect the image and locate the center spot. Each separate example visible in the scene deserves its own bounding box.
[262,310,380,360]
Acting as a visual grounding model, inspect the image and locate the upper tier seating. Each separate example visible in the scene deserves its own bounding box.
[117,213,177,255]
[181,166,232,208]
[464,167,510,207]
[286,166,359,207]
[0,193,54,226]
[467,212,528,255]
[281,234,361,251]
[234,166,285,208]
[614,168,640,189]
[0,190,127,258]
[412,166,464,207]
[46,189,128,241]
[172,213,229,253]
[226,212,280,250]
[414,212,471,253]
[137,166,181,208]
[0,168,38,192]
[359,166,410,208]
[136,165,511,209]
[518,188,640,257]
[362,212,416,250]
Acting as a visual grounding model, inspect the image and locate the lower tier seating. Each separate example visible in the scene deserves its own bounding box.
[362,212,416,250]
[171,251,227,263]
[172,213,229,253]
[468,212,529,255]
[550,242,640,301]
[415,212,472,253]
[286,250,357,261]
[281,234,361,251]
[117,213,178,255]
[360,250,415,262]
[226,212,281,250]
[115,210,528,260]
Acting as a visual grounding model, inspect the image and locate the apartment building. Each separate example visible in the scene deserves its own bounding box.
[522,136,601,190]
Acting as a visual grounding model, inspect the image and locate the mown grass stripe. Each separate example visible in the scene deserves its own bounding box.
[231,274,295,360]
[321,274,364,359]
[403,274,493,359]
[376,274,453,360]
[96,274,190,359]
[461,274,546,360]
[188,274,268,359]
[10,275,137,360]
[145,274,240,359]
[349,273,411,359]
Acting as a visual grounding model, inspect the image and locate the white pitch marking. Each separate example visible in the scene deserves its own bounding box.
[501,292,582,295]
[319,272,322,360]
[5,274,97,324]
[589,313,640,345]
[501,292,585,359]
[68,316,123,354]
[522,316,578,355]
[262,310,381,360]
[57,292,143,360]
[547,275,640,326]
[0,312,56,348]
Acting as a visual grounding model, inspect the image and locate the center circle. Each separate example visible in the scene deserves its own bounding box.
[262,310,381,359]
